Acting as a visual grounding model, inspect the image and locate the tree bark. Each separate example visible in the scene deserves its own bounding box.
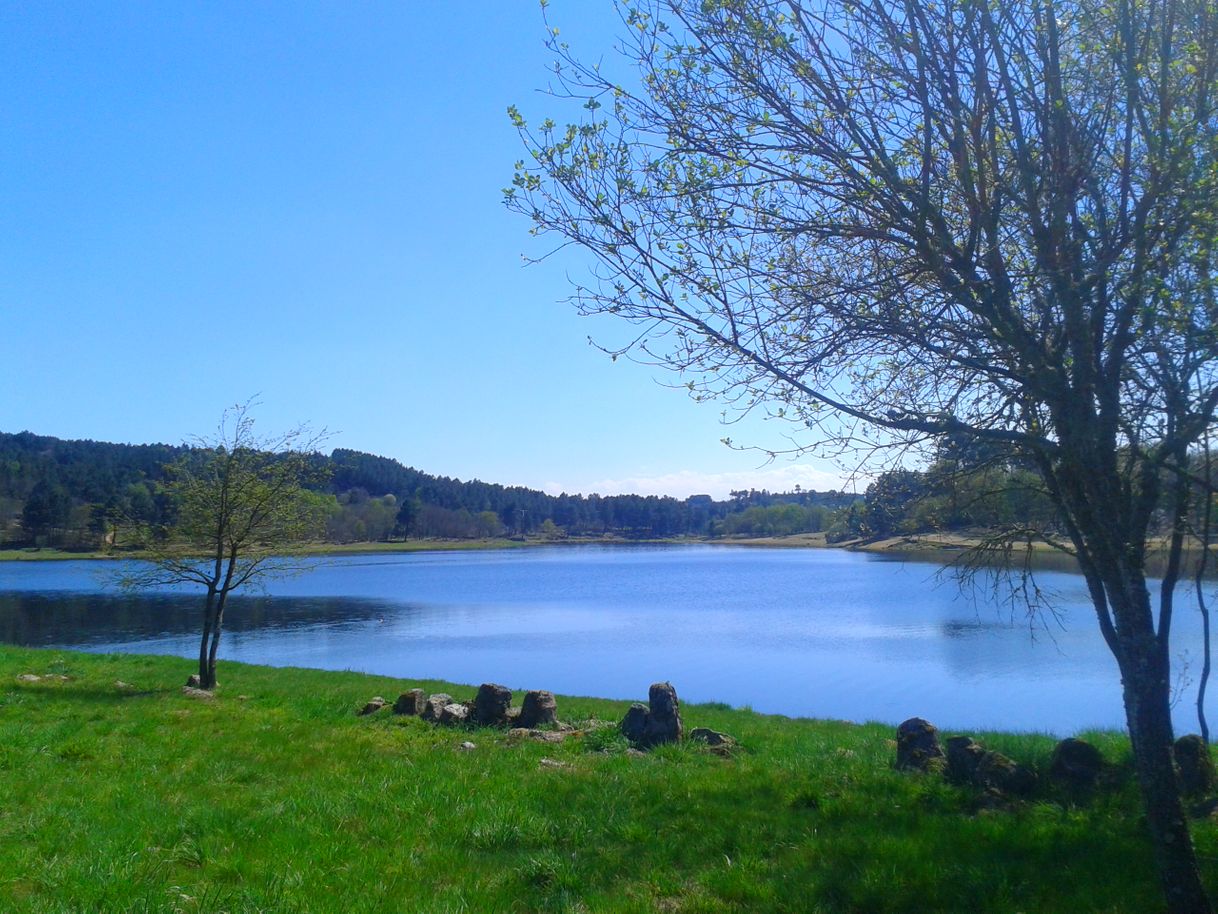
[197,589,216,686]
[1118,619,1213,913]
[205,609,224,690]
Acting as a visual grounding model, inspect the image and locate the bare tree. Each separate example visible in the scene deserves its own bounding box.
[121,403,328,689]
[508,0,1218,909]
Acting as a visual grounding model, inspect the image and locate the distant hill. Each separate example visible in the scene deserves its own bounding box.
[0,431,857,549]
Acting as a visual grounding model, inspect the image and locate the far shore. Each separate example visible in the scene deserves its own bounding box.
[3,530,1213,576]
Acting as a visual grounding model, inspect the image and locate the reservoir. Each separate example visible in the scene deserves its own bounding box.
[0,545,1210,735]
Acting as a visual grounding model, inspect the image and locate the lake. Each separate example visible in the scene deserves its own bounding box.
[0,544,1211,735]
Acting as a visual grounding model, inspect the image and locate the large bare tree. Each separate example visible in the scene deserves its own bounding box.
[508,0,1218,908]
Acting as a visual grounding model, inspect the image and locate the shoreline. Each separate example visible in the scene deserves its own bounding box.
[3,531,1210,577]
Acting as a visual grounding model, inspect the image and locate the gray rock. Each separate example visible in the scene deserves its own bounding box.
[438,702,469,726]
[895,718,945,773]
[458,741,477,751]
[519,690,558,728]
[1049,737,1105,790]
[642,682,682,747]
[16,674,40,683]
[975,750,1037,796]
[357,696,388,716]
[186,674,202,688]
[946,736,986,784]
[621,703,649,743]
[421,693,454,723]
[621,684,684,749]
[182,686,216,701]
[946,735,1035,796]
[472,683,513,726]
[393,689,426,716]
[690,727,737,755]
[1175,735,1216,797]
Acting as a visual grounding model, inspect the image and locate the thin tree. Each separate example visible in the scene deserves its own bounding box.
[508,0,1218,909]
[121,403,328,689]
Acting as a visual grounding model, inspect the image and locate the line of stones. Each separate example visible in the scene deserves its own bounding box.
[896,717,1217,800]
[359,680,736,753]
[359,683,560,729]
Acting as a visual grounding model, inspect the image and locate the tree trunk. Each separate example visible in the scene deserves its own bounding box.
[204,595,228,690]
[197,590,216,686]
[1119,634,1213,913]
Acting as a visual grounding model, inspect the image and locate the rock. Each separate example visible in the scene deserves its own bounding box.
[620,684,684,749]
[181,686,215,700]
[974,750,1037,796]
[1175,735,1216,797]
[621,704,649,744]
[1049,737,1105,790]
[895,718,945,773]
[626,748,648,759]
[518,690,558,728]
[186,674,202,688]
[458,741,477,751]
[357,697,388,716]
[113,680,134,690]
[539,757,570,769]
[472,683,513,727]
[438,703,470,726]
[393,688,426,716]
[16,674,40,683]
[642,682,683,747]
[421,693,454,723]
[690,727,737,755]
[946,736,986,785]
[946,735,1034,796]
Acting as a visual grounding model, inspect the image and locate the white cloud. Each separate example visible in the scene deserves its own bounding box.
[547,464,860,500]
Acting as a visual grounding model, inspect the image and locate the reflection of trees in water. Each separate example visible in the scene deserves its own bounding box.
[0,592,392,647]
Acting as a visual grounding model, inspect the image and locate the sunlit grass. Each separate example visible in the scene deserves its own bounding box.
[0,645,1212,912]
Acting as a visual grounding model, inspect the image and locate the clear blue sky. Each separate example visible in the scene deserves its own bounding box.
[0,1,850,499]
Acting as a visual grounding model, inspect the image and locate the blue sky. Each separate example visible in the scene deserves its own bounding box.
[0,1,851,499]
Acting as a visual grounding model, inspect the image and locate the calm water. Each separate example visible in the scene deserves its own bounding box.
[1,545,1212,735]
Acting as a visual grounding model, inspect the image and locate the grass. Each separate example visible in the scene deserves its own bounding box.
[1,646,1214,912]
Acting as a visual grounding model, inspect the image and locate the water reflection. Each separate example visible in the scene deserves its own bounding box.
[0,591,397,646]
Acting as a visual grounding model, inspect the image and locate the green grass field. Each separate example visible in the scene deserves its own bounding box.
[1,646,1212,912]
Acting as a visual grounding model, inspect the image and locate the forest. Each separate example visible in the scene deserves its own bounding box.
[0,429,1101,551]
[0,430,860,549]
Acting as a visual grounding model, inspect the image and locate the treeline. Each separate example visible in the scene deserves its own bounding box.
[843,444,1061,541]
[0,431,858,549]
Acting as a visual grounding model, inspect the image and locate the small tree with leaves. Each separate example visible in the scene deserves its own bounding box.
[121,404,327,689]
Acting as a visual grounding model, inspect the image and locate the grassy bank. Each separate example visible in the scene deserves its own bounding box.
[2,647,1213,912]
